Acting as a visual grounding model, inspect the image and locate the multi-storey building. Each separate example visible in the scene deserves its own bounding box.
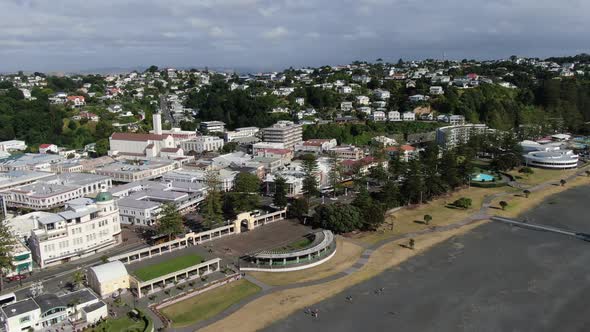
[262,121,303,148]
[435,124,492,148]
[181,136,224,154]
[223,127,259,142]
[200,121,226,133]
[294,139,338,155]
[0,289,106,332]
[94,160,177,183]
[327,145,364,160]
[1,174,112,210]
[28,193,121,268]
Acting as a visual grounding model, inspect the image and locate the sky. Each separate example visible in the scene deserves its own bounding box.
[2,0,590,73]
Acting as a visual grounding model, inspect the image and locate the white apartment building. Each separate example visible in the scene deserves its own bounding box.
[402,112,416,121]
[224,127,259,142]
[436,124,492,148]
[340,101,353,111]
[388,111,401,121]
[262,121,303,148]
[430,86,444,95]
[355,95,370,105]
[0,140,27,152]
[200,121,226,133]
[371,111,387,122]
[181,136,224,154]
[28,193,121,268]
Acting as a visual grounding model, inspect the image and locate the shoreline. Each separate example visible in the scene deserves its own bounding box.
[194,169,590,332]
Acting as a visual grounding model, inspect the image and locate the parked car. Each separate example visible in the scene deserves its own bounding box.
[7,275,26,282]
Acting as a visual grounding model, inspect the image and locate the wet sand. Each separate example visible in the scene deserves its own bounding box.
[265,185,590,332]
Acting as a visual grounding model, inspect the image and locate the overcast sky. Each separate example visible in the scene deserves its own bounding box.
[2,0,590,72]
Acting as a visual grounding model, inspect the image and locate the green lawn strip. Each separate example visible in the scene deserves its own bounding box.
[86,316,146,332]
[133,254,203,281]
[161,279,262,327]
[280,237,312,251]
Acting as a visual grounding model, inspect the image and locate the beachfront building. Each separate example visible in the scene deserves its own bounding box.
[435,124,492,148]
[28,192,121,268]
[87,261,130,298]
[0,289,107,332]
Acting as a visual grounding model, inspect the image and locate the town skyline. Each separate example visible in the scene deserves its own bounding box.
[2,0,590,72]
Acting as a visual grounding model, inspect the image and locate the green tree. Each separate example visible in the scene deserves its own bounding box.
[313,203,362,233]
[72,270,85,290]
[0,222,15,291]
[301,154,320,200]
[424,214,432,225]
[157,203,184,241]
[202,190,223,229]
[499,201,508,210]
[560,179,567,186]
[453,197,472,209]
[327,152,343,197]
[523,189,531,198]
[273,176,288,208]
[288,198,309,221]
[233,172,261,193]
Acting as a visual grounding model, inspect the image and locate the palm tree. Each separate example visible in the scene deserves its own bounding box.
[560,179,567,186]
[499,201,508,210]
[423,214,432,225]
[72,271,85,290]
[523,190,531,198]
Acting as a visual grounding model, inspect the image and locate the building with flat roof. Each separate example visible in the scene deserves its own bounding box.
[200,121,226,133]
[163,168,237,192]
[435,124,493,148]
[181,136,224,154]
[0,153,64,172]
[224,127,259,142]
[523,150,579,169]
[294,139,338,155]
[1,173,112,210]
[95,160,177,183]
[111,180,207,226]
[327,145,364,160]
[0,140,27,152]
[262,121,303,148]
[0,170,54,191]
[0,288,106,332]
[28,192,121,268]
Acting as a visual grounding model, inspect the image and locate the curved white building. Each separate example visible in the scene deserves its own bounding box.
[523,150,579,169]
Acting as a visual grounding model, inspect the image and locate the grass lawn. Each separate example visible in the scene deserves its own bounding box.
[249,237,363,286]
[278,237,312,251]
[492,174,590,218]
[508,167,579,186]
[85,315,147,332]
[357,186,511,244]
[161,279,261,327]
[133,254,203,281]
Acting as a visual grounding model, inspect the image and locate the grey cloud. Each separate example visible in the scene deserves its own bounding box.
[0,0,589,72]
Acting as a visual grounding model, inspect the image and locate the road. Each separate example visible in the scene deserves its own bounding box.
[3,241,147,299]
[159,93,176,126]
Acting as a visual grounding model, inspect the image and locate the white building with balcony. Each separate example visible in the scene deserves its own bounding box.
[28,192,121,268]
